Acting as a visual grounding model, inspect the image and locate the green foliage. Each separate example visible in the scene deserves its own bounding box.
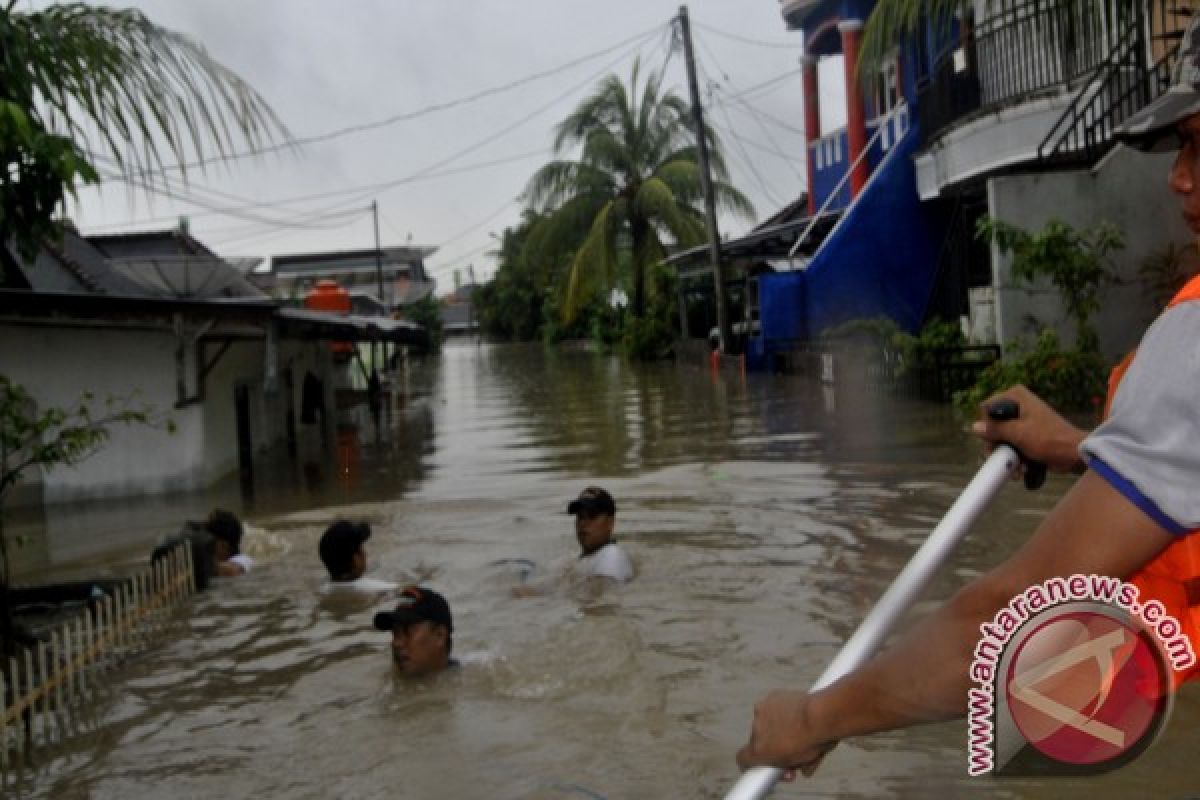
[0,3,288,260]
[621,260,678,360]
[402,295,443,352]
[523,58,753,324]
[954,329,1107,414]
[1138,240,1200,309]
[621,315,673,360]
[0,374,159,655]
[820,316,903,349]
[893,318,965,374]
[475,212,550,341]
[977,217,1122,354]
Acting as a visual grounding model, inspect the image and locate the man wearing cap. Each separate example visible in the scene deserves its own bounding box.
[737,19,1200,778]
[374,586,457,676]
[568,487,634,583]
[318,520,398,592]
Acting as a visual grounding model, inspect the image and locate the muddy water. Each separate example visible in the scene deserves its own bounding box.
[11,343,1200,799]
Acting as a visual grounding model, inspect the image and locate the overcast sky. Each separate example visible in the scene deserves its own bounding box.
[52,1,847,290]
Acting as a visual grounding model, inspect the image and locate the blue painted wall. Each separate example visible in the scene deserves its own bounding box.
[750,271,808,370]
[803,124,942,336]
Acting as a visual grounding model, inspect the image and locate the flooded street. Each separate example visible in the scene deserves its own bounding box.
[9,343,1200,799]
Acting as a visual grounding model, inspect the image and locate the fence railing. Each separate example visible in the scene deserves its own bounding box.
[0,542,195,773]
[917,0,1183,147]
[1039,0,1190,163]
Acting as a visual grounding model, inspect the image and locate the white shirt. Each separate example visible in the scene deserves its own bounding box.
[228,554,255,573]
[322,576,399,593]
[575,542,633,582]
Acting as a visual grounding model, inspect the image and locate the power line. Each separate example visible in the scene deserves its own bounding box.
[696,33,806,185]
[111,23,670,182]
[698,63,785,208]
[90,147,552,230]
[694,21,800,51]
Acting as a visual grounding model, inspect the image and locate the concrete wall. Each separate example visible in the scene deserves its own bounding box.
[0,320,333,506]
[986,147,1191,361]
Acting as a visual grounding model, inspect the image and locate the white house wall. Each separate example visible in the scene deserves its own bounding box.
[1,322,332,506]
[0,325,205,503]
[986,147,1188,362]
[915,93,1072,200]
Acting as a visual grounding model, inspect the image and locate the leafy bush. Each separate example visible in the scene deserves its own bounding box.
[894,318,965,375]
[820,316,902,349]
[621,315,673,360]
[954,329,1106,415]
[402,294,443,352]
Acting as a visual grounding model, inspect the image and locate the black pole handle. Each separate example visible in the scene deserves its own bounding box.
[985,400,1047,490]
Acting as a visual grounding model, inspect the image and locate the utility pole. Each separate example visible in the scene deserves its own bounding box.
[679,4,732,355]
[371,200,384,372]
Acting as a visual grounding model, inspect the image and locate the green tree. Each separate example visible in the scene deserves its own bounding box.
[475,211,552,341]
[522,60,753,324]
[0,2,289,274]
[402,294,443,353]
[977,217,1122,355]
[0,377,158,656]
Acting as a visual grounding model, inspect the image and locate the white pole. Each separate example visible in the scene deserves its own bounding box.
[725,445,1020,800]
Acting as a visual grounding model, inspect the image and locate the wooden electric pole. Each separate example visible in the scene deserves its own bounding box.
[678,5,732,355]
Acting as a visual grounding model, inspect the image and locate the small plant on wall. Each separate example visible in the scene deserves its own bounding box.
[976,217,1123,355]
[959,218,1123,414]
[0,376,162,658]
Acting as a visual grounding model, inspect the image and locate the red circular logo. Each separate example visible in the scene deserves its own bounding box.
[1005,609,1168,766]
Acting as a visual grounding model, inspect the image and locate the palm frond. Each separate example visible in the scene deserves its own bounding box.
[7,4,291,180]
[860,0,968,80]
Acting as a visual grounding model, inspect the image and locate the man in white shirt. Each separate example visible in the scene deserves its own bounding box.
[318,520,398,593]
[207,509,254,577]
[568,487,634,583]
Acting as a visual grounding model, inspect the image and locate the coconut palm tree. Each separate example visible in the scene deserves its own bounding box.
[523,60,753,322]
[0,2,289,268]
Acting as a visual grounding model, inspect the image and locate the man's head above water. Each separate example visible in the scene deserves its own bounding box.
[373,586,454,676]
[567,486,617,557]
[319,520,370,582]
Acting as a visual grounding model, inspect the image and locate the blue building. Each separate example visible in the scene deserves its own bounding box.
[676,1,1196,370]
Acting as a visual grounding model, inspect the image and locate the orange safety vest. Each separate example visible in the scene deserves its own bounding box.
[1113,274,1200,684]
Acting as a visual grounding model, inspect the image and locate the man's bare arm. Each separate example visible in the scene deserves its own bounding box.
[737,470,1175,772]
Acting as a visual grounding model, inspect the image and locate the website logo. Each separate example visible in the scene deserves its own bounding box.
[967,575,1195,776]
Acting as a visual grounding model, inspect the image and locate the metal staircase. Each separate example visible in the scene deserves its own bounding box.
[1038,1,1191,165]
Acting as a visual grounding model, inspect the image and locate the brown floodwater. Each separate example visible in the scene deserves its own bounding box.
[7,342,1200,799]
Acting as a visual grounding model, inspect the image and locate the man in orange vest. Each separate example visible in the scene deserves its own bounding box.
[736,17,1200,780]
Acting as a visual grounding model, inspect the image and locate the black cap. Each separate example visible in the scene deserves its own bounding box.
[566,486,616,516]
[319,520,370,578]
[373,586,453,633]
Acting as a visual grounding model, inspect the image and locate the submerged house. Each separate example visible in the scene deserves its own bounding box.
[0,226,426,510]
[733,0,1195,369]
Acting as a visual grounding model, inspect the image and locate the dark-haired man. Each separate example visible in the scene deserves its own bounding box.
[568,486,634,582]
[207,509,253,576]
[318,520,397,592]
[374,585,456,676]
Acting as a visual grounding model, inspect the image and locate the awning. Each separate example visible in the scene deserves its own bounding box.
[667,211,842,277]
[274,307,429,346]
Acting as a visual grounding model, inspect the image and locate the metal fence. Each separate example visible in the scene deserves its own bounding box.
[918,0,1190,148]
[0,542,195,775]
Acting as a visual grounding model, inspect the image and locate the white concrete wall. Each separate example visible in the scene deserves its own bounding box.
[0,325,206,503]
[1,321,333,506]
[986,147,1191,361]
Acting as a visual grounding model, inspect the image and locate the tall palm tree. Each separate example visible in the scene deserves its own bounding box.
[523,60,753,322]
[1,2,289,266]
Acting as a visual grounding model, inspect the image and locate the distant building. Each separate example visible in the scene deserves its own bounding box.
[0,227,424,510]
[440,283,479,336]
[266,246,437,313]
